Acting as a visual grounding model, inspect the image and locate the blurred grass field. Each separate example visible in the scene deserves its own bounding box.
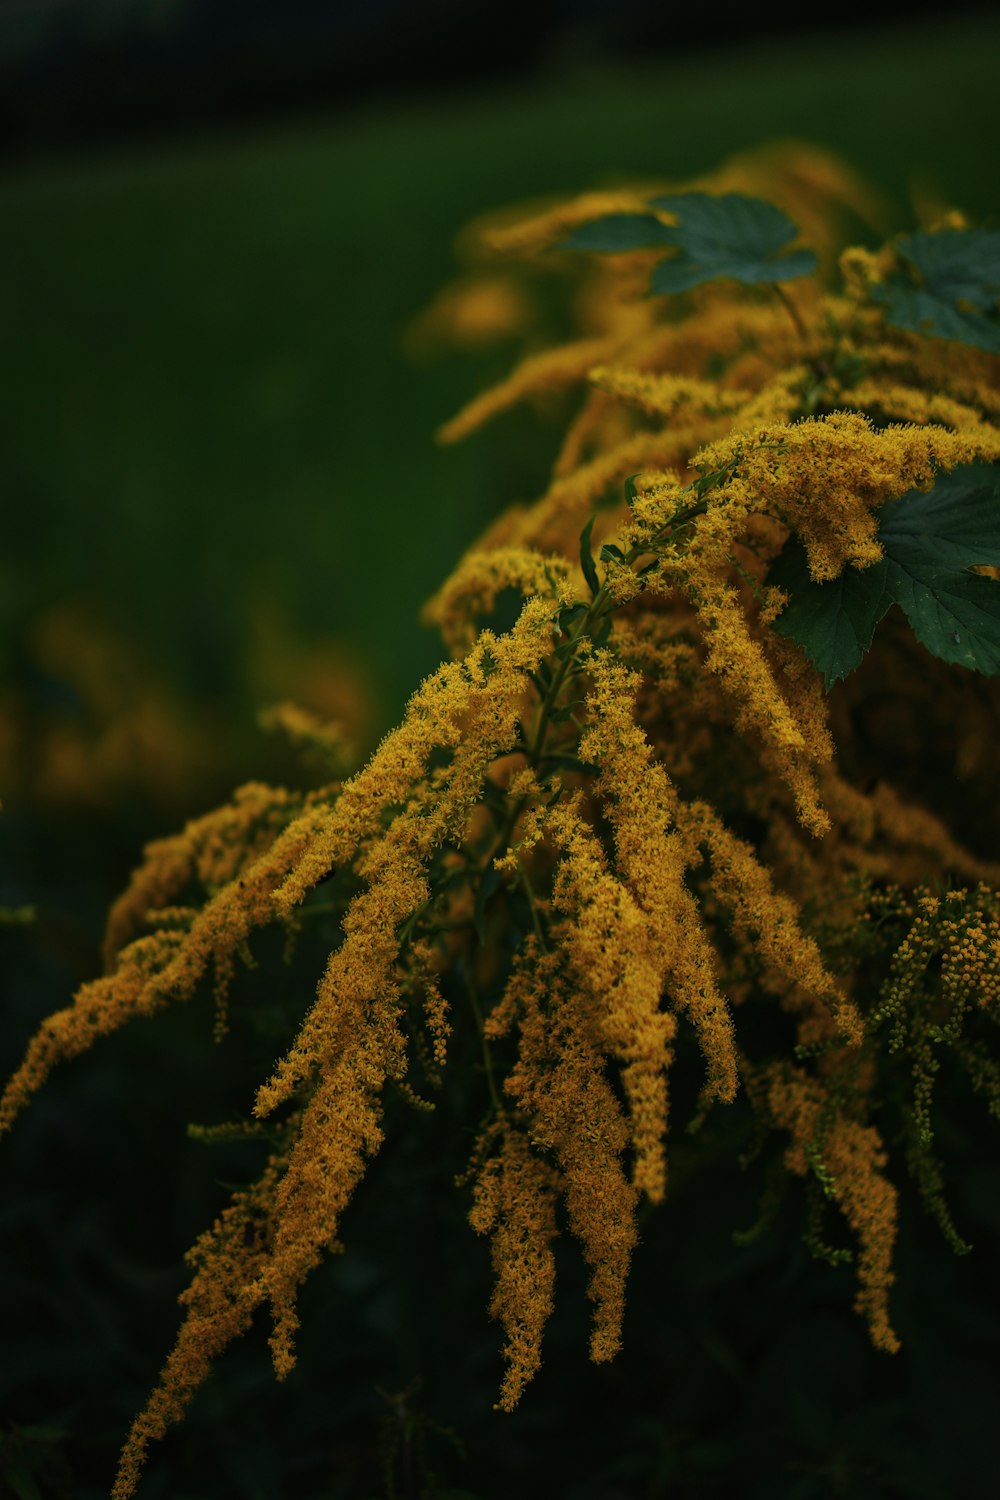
[1,14,998,758]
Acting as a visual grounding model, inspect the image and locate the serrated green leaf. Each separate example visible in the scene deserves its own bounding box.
[563,193,817,295]
[651,245,816,294]
[770,463,1000,686]
[579,515,600,597]
[560,213,677,252]
[770,541,894,687]
[878,463,1000,569]
[885,564,1000,674]
[878,465,1000,669]
[872,228,1000,353]
[646,193,817,291]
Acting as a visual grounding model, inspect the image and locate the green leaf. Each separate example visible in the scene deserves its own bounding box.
[561,193,816,295]
[579,515,600,597]
[646,193,817,291]
[590,613,612,646]
[560,213,677,252]
[769,541,895,687]
[878,462,1000,568]
[872,229,1000,353]
[771,464,1000,686]
[623,473,641,508]
[556,601,588,633]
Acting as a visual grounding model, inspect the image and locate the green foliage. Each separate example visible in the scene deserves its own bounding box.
[578,516,600,598]
[563,192,817,292]
[873,229,1000,353]
[559,212,676,251]
[770,463,1000,686]
[861,882,1000,1254]
[647,193,818,291]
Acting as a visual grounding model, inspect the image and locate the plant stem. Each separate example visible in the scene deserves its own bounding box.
[465,968,501,1114]
[773,281,808,343]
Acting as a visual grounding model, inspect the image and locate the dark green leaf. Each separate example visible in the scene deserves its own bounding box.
[560,213,677,252]
[878,464,1000,671]
[878,463,1000,570]
[624,473,641,507]
[884,565,1000,674]
[771,464,1000,686]
[652,246,815,294]
[872,229,1000,353]
[646,193,817,291]
[525,662,552,694]
[590,613,612,646]
[695,463,737,496]
[600,542,624,562]
[579,515,600,597]
[556,601,588,632]
[770,541,894,687]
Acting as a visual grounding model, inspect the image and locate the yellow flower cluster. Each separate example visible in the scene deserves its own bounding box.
[692,412,1000,583]
[424,544,573,656]
[579,652,738,1116]
[469,1123,559,1409]
[111,1127,296,1500]
[5,144,1000,1492]
[481,946,637,1403]
[765,1064,900,1355]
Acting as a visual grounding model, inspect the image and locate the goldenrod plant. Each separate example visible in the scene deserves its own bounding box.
[4,148,1000,1497]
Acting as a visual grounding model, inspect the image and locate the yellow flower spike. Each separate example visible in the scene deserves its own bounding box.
[423,545,574,656]
[676,799,862,1045]
[111,1128,295,1500]
[580,652,739,1109]
[469,1125,559,1411]
[474,188,652,258]
[491,946,638,1377]
[437,336,619,446]
[102,781,305,967]
[766,1065,900,1355]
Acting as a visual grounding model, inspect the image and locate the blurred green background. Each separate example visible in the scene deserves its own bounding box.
[2,13,998,758]
[2,13,1000,1499]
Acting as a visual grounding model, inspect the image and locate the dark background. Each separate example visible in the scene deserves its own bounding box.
[2,0,994,157]
[2,5,1000,1497]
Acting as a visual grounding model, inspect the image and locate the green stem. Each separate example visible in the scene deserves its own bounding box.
[513,855,549,953]
[773,281,808,343]
[466,969,501,1114]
